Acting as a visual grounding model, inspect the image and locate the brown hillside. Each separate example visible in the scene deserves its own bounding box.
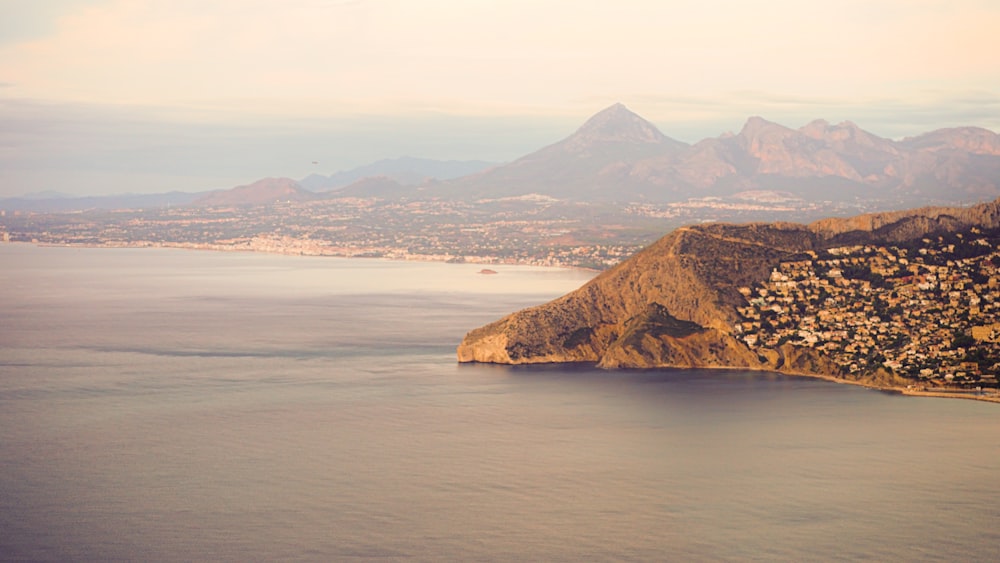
[457,198,1000,375]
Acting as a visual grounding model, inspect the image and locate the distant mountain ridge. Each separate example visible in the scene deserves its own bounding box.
[0,157,497,212]
[5,106,999,211]
[299,156,497,191]
[435,104,1000,204]
[433,103,690,201]
[193,177,315,207]
[193,157,501,207]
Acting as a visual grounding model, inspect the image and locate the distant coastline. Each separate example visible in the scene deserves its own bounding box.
[20,240,604,274]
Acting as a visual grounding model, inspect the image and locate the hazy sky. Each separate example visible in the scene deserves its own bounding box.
[2,0,999,197]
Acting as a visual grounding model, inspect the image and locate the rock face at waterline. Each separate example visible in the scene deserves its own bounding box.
[457,198,1000,381]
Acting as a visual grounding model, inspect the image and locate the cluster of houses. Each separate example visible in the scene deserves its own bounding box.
[1,198,641,269]
[736,228,1000,388]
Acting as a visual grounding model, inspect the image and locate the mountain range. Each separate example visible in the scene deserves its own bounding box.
[434,103,1000,204]
[4,103,999,212]
[181,103,1000,207]
[298,156,497,191]
[0,158,496,212]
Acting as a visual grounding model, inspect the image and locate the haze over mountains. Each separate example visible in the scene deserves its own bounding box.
[192,177,317,207]
[0,157,499,212]
[298,156,498,192]
[4,103,999,212]
[436,103,1000,204]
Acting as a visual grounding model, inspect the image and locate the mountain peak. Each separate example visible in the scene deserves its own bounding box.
[738,116,790,139]
[798,119,894,152]
[799,119,832,137]
[193,177,313,207]
[570,103,668,146]
[901,127,1000,155]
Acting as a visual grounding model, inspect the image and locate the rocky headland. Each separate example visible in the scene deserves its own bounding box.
[457,198,1000,401]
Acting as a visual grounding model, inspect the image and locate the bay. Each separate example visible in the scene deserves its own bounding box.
[1,245,998,562]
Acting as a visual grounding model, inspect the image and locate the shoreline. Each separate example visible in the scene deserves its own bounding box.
[650,363,1000,404]
[461,357,1000,404]
[462,359,1000,404]
[17,240,601,272]
[775,366,1000,403]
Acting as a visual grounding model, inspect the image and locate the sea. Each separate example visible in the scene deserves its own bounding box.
[1,244,998,562]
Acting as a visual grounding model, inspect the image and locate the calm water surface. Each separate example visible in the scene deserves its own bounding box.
[1,245,998,562]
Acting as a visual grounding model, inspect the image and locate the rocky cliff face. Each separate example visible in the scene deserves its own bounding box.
[458,221,820,369]
[457,198,1000,375]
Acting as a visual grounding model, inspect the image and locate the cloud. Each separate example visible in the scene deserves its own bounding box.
[2,0,998,117]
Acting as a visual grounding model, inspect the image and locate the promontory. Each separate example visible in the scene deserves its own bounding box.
[457,199,1000,399]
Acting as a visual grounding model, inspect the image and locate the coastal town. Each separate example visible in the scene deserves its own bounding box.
[0,194,845,270]
[0,197,655,269]
[737,227,1000,391]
